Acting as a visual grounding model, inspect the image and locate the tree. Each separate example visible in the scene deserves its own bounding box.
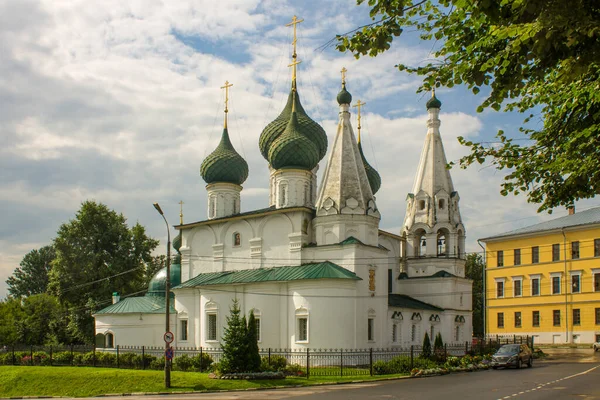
[6,245,55,298]
[246,310,261,372]
[422,331,432,358]
[465,253,484,337]
[48,200,159,343]
[337,0,600,212]
[434,332,444,352]
[0,298,24,345]
[220,299,249,374]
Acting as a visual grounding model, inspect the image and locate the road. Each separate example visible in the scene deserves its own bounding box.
[94,360,600,400]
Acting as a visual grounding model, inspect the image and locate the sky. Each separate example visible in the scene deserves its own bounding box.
[1,0,597,300]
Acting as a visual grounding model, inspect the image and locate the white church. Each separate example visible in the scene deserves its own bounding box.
[94,20,472,350]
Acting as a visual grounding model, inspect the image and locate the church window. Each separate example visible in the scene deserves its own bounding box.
[302,219,309,234]
[419,200,425,210]
[411,324,417,342]
[209,197,216,218]
[455,325,460,341]
[437,233,446,256]
[418,234,427,257]
[180,320,188,341]
[279,184,287,207]
[430,325,434,341]
[368,318,375,341]
[207,313,217,341]
[296,308,309,343]
[105,332,114,348]
[438,199,445,209]
[233,232,241,247]
[392,324,398,343]
[255,317,261,342]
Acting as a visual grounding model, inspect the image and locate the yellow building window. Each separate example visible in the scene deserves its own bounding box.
[514,312,522,328]
[594,239,600,257]
[497,312,504,328]
[497,250,504,267]
[514,249,521,265]
[532,311,540,327]
[571,241,580,259]
[573,309,581,326]
[532,246,539,263]
[553,310,561,326]
[552,244,560,261]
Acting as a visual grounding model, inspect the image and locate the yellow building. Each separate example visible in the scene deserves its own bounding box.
[481,207,600,344]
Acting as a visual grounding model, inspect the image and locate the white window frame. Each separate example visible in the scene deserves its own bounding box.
[551,272,562,295]
[367,309,376,342]
[570,271,582,294]
[295,307,309,343]
[206,313,218,342]
[530,274,541,296]
[251,309,262,343]
[105,331,115,348]
[512,276,523,297]
[495,278,505,299]
[180,319,188,341]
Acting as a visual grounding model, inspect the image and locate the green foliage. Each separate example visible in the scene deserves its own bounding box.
[149,356,165,370]
[465,253,484,336]
[51,351,73,365]
[190,352,213,371]
[260,355,287,372]
[0,298,25,345]
[372,355,438,375]
[246,310,261,372]
[6,245,55,299]
[421,332,432,359]
[174,354,193,371]
[337,0,600,212]
[48,201,159,343]
[220,299,249,374]
[434,332,444,351]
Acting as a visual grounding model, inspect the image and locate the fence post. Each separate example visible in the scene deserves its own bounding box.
[268,348,271,365]
[410,345,414,370]
[93,345,96,368]
[49,345,53,366]
[199,347,202,372]
[116,345,120,368]
[444,343,447,361]
[369,348,373,376]
[70,344,74,366]
[465,341,468,355]
[30,345,33,365]
[306,348,310,379]
[340,349,343,377]
[12,345,15,366]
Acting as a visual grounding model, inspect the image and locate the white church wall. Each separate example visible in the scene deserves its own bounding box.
[397,278,472,311]
[95,313,170,347]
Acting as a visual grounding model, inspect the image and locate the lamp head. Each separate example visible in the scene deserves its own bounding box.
[153,203,164,215]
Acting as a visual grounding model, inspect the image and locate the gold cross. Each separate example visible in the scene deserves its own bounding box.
[179,200,184,225]
[286,15,304,84]
[353,100,366,143]
[220,80,233,127]
[341,67,347,84]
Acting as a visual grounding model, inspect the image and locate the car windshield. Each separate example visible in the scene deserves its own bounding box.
[496,345,520,354]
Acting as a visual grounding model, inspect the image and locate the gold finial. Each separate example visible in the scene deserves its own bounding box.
[341,67,347,85]
[220,80,233,128]
[353,100,366,143]
[286,15,304,87]
[179,200,184,225]
[432,87,436,97]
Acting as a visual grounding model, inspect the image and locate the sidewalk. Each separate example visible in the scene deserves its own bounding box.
[539,347,600,363]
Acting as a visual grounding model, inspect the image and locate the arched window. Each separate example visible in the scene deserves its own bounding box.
[392,324,398,343]
[209,197,216,218]
[279,184,287,207]
[419,235,427,257]
[455,325,461,342]
[411,324,417,342]
[105,332,114,348]
[295,307,309,343]
[437,232,446,256]
[233,232,241,247]
[438,199,445,209]
[419,200,426,210]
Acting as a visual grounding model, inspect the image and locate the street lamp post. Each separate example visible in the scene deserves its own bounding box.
[153,202,171,388]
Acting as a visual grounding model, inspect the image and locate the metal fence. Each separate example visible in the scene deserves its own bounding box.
[0,336,534,377]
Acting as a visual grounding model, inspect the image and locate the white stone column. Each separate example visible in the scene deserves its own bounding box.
[206,182,242,220]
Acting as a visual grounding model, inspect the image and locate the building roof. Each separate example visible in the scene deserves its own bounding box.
[200,126,249,185]
[174,261,361,289]
[94,295,176,315]
[480,206,600,241]
[388,294,444,311]
[398,270,458,280]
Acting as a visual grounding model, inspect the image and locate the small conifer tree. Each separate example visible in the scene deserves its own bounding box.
[422,332,432,359]
[246,310,261,372]
[434,332,444,352]
[220,298,248,373]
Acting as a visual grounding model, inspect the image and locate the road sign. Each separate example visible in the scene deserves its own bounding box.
[164,331,174,344]
[165,346,174,360]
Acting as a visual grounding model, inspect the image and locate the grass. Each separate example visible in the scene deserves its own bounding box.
[0,366,402,397]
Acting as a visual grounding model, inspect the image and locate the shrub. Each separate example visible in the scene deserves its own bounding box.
[260,355,287,372]
[133,354,157,369]
[174,354,193,371]
[21,355,33,366]
[422,332,432,359]
[149,356,165,370]
[246,311,261,372]
[53,351,73,365]
[191,352,213,371]
[119,352,137,368]
[284,363,304,376]
[32,351,50,366]
[96,352,117,366]
[72,353,85,366]
[82,351,96,366]
[0,353,13,365]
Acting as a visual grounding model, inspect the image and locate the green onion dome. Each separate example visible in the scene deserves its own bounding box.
[146,263,181,297]
[172,232,182,264]
[337,83,352,105]
[200,127,249,185]
[426,92,442,109]
[359,142,381,195]
[259,87,327,163]
[268,111,320,170]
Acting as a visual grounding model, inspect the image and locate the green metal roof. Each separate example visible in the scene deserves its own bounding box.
[200,127,249,185]
[336,83,352,105]
[268,111,320,170]
[426,93,442,109]
[358,142,381,195]
[95,296,176,315]
[259,87,327,162]
[398,270,458,280]
[174,261,361,289]
[388,294,444,311]
[481,206,600,241]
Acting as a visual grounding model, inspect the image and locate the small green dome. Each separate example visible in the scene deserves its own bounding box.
[268,111,320,170]
[259,87,327,163]
[426,92,442,109]
[200,127,249,185]
[359,142,381,195]
[146,264,181,297]
[337,83,352,105]
[172,232,182,253]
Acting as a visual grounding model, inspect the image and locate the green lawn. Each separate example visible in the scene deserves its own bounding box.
[0,366,402,397]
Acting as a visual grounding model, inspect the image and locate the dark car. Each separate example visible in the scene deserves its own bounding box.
[491,344,533,369]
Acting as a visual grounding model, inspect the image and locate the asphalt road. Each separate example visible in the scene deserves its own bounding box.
[94,359,600,400]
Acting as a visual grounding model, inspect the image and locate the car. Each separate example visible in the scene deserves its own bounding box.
[491,344,533,369]
[594,341,599,352]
